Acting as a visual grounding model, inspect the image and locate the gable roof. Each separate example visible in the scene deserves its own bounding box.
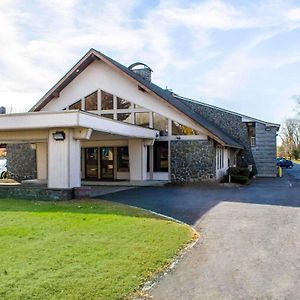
[31,48,243,148]
[173,94,280,128]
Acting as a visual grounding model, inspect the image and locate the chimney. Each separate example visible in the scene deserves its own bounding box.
[128,62,153,81]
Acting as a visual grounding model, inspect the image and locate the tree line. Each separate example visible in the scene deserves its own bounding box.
[278,97,300,160]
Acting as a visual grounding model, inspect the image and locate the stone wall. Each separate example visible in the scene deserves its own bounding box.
[0,185,73,201]
[6,144,37,182]
[178,99,256,169]
[171,139,216,182]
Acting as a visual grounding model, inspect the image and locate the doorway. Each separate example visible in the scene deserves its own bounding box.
[100,147,114,179]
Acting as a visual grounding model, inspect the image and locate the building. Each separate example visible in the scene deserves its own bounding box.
[3,48,279,190]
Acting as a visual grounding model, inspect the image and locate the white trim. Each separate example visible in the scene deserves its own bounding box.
[0,110,158,140]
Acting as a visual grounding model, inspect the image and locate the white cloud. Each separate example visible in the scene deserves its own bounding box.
[0,0,300,122]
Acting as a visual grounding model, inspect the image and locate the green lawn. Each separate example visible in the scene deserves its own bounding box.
[0,199,193,299]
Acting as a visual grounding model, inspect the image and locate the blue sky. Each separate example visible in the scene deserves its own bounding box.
[0,0,300,123]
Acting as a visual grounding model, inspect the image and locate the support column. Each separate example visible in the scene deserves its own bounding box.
[128,139,147,181]
[36,143,48,180]
[48,129,81,188]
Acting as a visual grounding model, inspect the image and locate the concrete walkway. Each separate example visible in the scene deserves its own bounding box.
[101,166,300,299]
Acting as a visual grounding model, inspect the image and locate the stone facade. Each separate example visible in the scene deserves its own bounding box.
[0,185,73,201]
[171,140,216,182]
[178,99,256,170]
[6,144,37,182]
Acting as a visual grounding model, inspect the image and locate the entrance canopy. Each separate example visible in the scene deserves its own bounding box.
[0,110,158,142]
[0,110,158,188]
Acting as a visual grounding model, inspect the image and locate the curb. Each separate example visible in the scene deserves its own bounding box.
[125,204,199,300]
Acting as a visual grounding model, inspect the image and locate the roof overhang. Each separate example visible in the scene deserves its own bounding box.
[0,110,159,141]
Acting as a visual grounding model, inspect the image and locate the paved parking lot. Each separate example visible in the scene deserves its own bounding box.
[101,166,300,299]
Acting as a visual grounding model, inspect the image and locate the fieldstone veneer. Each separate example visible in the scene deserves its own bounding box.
[7,144,37,182]
[171,140,216,182]
[179,99,256,169]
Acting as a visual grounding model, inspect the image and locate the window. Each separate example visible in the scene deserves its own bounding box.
[117,97,131,109]
[135,112,150,127]
[101,91,113,110]
[101,114,114,119]
[117,113,132,123]
[85,91,97,110]
[172,121,199,135]
[153,113,168,136]
[69,100,81,110]
[117,147,129,172]
[247,123,256,147]
[216,146,224,169]
[153,141,168,172]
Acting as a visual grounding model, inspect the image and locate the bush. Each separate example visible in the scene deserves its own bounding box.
[227,167,251,184]
[227,167,250,178]
[230,175,249,184]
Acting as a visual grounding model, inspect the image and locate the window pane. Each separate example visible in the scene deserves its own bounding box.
[172,121,198,135]
[117,113,132,123]
[135,112,149,127]
[117,97,131,109]
[154,141,168,172]
[153,112,168,136]
[85,91,97,110]
[117,147,129,172]
[69,100,81,110]
[101,114,114,119]
[101,91,113,110]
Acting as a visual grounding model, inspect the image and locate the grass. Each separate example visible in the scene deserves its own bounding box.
[0,199,193,299]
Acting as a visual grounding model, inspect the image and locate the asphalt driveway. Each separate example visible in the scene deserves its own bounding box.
[100,166,300,299]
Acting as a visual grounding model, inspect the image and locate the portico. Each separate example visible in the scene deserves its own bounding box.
[0,110,158,189]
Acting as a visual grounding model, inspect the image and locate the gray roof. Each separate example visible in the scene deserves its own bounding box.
[32,48,243,148]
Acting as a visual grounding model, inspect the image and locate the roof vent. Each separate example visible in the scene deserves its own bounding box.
[128,62,153,82]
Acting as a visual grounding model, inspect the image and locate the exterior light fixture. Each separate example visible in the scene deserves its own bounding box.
[265,127,271,131]
[52,131,66,141]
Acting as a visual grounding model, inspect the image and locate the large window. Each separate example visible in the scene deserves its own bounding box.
[69,100,81,110]
[117,113,132,123]
[153,141,168,172]
[153,113,168,136]
[135,112,150,127]
[117,97,131,109]
[117,147,129,172]
[101,91,113,110]
[85,91,97,110]
[172,121,199,135]
[216,146,224,169]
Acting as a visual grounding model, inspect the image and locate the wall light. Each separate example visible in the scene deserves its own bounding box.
[52,131,66,141]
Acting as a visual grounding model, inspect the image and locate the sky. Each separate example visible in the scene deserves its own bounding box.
[0,0,300,124]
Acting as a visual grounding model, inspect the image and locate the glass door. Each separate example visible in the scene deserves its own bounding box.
[100,147,114,179]
[85,148,98,179]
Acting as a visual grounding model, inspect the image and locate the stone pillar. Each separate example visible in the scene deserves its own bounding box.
[128,139,147,181]
[48,129,81,188]
[36,143,48,180]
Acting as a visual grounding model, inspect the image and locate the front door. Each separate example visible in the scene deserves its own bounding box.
[100,147,114,179]
[85,148,98,179]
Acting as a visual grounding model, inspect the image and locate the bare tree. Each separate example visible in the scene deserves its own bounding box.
[280,118,300,159]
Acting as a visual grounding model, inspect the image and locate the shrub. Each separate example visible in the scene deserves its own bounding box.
[227,167,251,184]
[230,175,249,184]
[227,167,250,177]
